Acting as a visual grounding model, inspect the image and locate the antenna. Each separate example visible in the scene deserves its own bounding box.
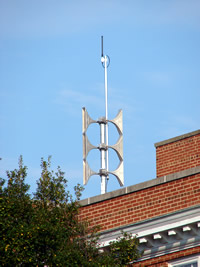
[101,36,103,58]
[82,37,124,194]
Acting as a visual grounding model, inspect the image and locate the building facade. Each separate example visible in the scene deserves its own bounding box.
[79,129,200,266]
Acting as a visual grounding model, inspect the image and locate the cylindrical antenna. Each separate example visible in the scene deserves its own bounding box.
[101,36,104,57]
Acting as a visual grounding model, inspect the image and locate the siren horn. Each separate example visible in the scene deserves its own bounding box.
[109,161,124,187]
[108,135,123,161]
[83,133,97,159]
[108,109,123,135]
[83,160,98,185]
[82,107,97,133]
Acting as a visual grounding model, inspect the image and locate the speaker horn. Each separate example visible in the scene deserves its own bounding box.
[108,109,123,135]
[109,161,124,187]
[83,160,98,185]
[108,135,123,161]
[83,133,97,159]
[82,107,97,133]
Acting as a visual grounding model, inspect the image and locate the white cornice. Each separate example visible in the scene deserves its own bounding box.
[99,206,200,261]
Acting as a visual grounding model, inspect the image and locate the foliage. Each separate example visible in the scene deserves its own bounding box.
[109,232,141,266]
[0,156,141,266]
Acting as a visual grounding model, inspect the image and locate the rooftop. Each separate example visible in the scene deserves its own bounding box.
[80,165,200,206]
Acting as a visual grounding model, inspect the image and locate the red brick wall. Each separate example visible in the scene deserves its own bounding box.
[79,173,200,232]
[79,130,200,265]
[156,133,200,178]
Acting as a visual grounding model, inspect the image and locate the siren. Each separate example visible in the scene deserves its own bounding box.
[108,109,123,161]
[82,108,124,188]
[82,37,124,194]
[109,161,124,187]
[83,133,97,160]
[83,160,98,185]
[108,109,123,135]
[82,108,98,185]
[108,135,123,161]
[107,109,124,187]
[82,107,97,133]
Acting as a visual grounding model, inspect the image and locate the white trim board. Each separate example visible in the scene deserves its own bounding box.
[99,206,200,261]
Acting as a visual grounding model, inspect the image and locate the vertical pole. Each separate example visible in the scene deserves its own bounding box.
[100,123,106,194]
[100,36,109,194]
[104,56,109,188]
[105,56,108,120]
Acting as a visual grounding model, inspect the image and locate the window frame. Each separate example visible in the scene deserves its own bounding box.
[168,254,200,267]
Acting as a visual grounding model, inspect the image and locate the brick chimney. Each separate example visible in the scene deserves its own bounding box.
[154,129,200,178]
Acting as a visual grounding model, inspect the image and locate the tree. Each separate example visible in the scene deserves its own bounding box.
[0,156,34,266]
[0,156,141,266]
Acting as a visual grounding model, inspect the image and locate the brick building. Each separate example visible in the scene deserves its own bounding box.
[79,129,200,266]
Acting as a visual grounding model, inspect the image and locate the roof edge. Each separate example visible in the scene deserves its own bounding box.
[154,129,200,148]
[79,165,200,206]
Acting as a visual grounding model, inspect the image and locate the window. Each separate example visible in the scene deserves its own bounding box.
[172,263,197,267]
[168,254,200,267]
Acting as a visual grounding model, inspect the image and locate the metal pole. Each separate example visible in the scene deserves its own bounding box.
[100,36,109,194]
[105,56,109,187]
[100,122,106,194]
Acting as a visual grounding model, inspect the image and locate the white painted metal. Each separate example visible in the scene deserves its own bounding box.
[104,55,109,189]
[153,234,162,239]
[100,122,106,194]
[136,216,200,238]
[98,206,200,247]
[168,230,176,236]
[183,226,191,231]
[100,52,109,194]
[82,37,124,194]
[139,238,147,243]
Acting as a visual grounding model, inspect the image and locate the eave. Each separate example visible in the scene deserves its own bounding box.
[99,205,200,261]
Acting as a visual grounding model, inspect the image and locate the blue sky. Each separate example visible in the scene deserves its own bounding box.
[0,0,200,200]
